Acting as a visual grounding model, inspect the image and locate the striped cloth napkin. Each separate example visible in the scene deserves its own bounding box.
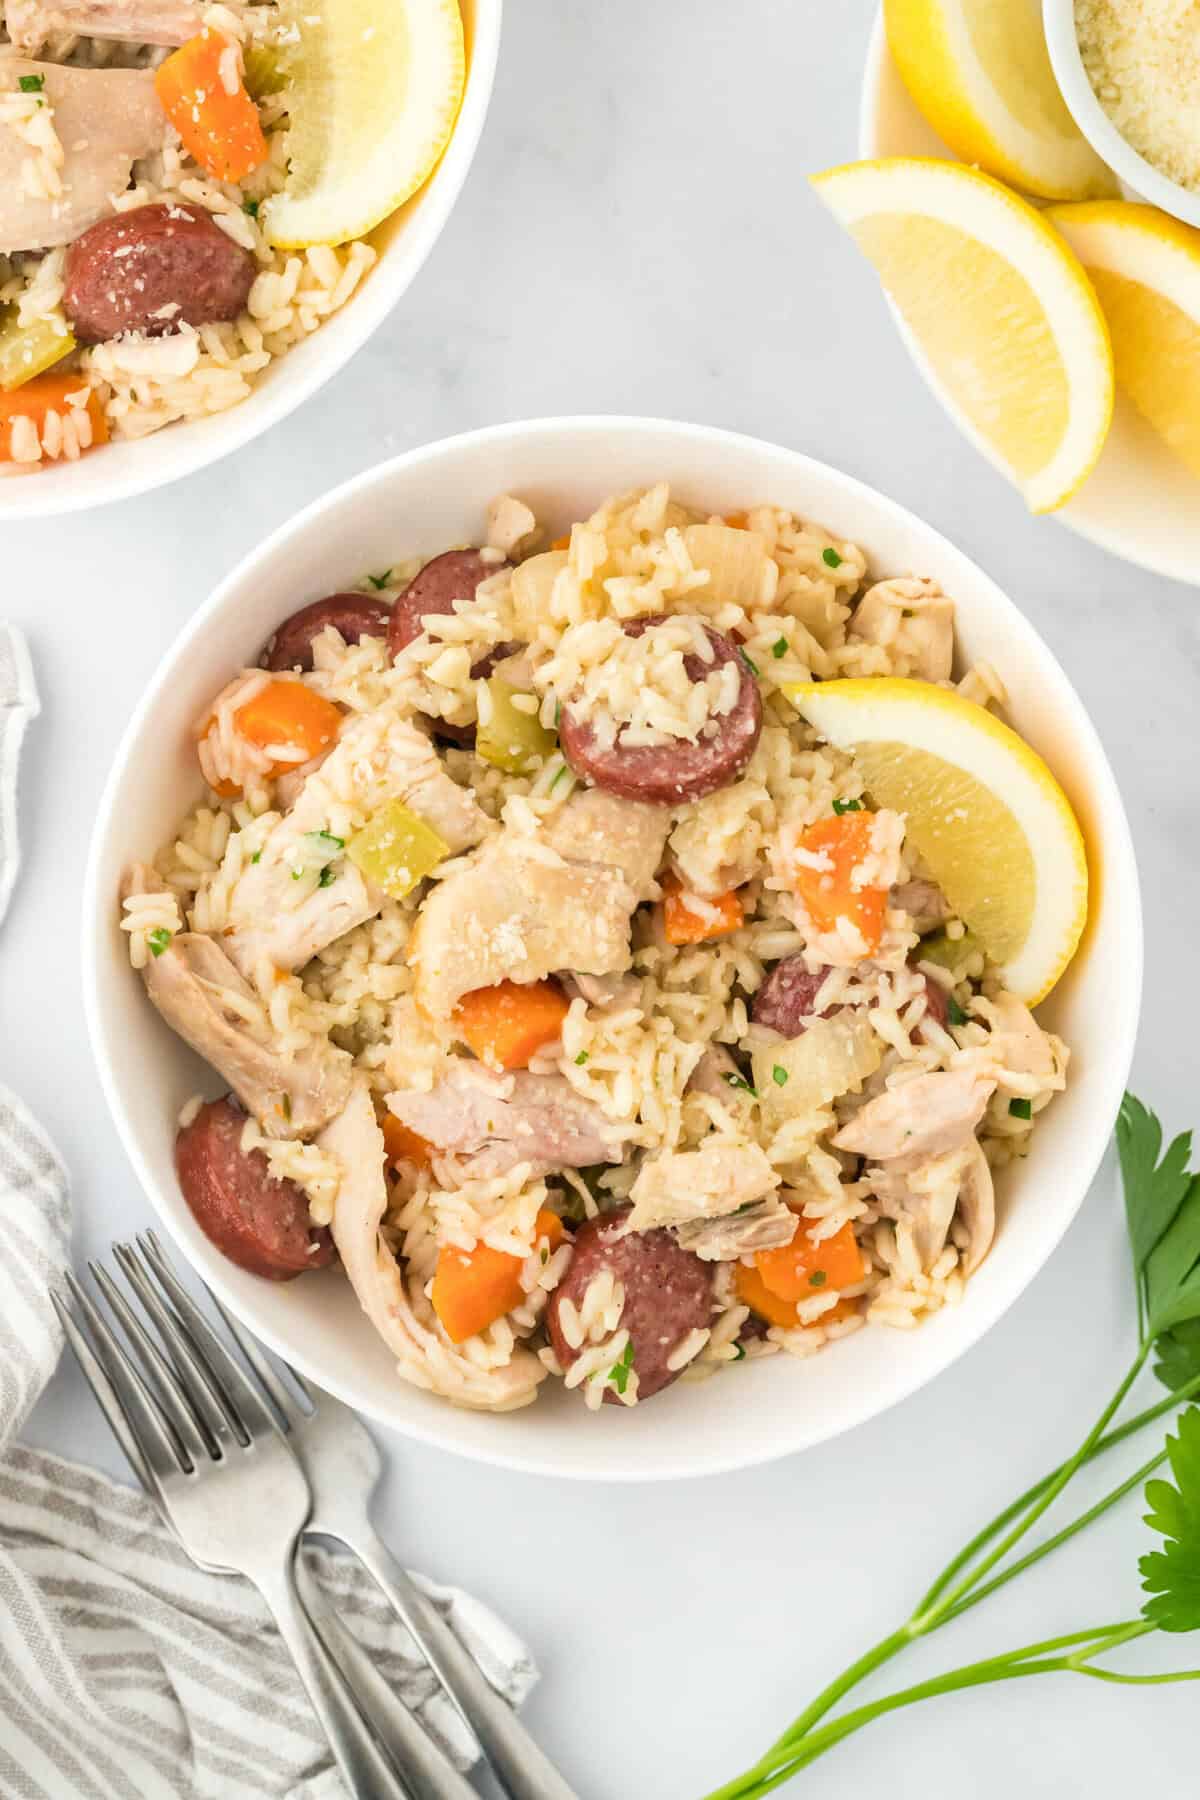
[0,626,537,1798]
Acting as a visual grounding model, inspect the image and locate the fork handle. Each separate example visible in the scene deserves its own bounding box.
[345,1525,578,1800]
[255,1558,415,1800]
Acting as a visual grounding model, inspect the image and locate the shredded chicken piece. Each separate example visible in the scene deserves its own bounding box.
[386,1060,623,1180]
[540,788,667,899]
[892,878,952,934]
[980,992,1066,1089]
[322,1081,543,1410]
[0,63,165,253]
[833,1068,995,1164]
[673,1198,799,1262]
[626,1142,780,1236]
[5,0,206,49]
[849,579,954,684]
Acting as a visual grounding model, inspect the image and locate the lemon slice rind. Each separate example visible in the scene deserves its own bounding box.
[784,677,1088,1005]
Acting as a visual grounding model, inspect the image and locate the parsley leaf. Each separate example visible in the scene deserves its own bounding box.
[366,571,392,591]
[731,1341,746,1362]
[608,1339,636,1396]
[832,797,861,815]
[822,546,842,569]
[1140,1407,1200,1633]
[250,850,262,865]
[318,865,336,888]
[739,648,760,677]
[724,1071,757,1098]
[772,637,788,659]
[808,1270,827,1288]
[1009,1097,1032,1121]
[305,830,345,854]
[947,995,968,1028]
[574,1051,589,1066]
[147,927,172,957]
[1156,1319,1200,1394]
[18,73,44,92]
[1118,1094,1193,1277]
[772,1064,788,1087]
[243,197,260,218]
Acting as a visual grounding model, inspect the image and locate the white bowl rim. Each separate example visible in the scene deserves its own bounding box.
[82,414,1143,1481]
[1041,0,1200,230]
[0,0,502,522]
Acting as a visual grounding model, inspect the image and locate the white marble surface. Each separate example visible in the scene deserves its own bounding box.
[3,2,1197,1794]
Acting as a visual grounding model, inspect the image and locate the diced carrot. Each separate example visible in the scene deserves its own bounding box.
[0,374,107,463]
[155,30,268,183]
[432,1209,567,1344]
[550,534,571,551]
[234,680,343,774]
[662,872,744,946]
[454,978,570,1071]
[381,1112,434,1170]
[790,811,887,957]
[754,1215,865,1302]
[724,511,749,529]
[734,1262,860,1331]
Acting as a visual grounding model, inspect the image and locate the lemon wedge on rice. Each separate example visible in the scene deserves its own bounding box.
[785,678,1088,1005]
[884,0,1114,201]
[1047,201,1200,484]
[810,159,1114,514]
[263,0,465,249]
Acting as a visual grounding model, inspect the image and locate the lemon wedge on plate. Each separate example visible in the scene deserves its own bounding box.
[263,0,465,249]
[1048,201,1200,484]
[884,0,1114,201]
[785,677,1088,1005]
[811,159,1114,515]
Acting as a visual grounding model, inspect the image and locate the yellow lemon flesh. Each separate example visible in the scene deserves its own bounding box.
[885,0,1114,201]
[1049,200,1200,483]
[786,677,1088,1005]
[264,0,465,249]
[811,159,1114,514]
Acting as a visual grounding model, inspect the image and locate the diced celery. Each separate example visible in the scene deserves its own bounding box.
[242,43,287,97]
[0,307,75,392]
[917,928,983,972]
[347,800,448,899]
[476,677,556,775]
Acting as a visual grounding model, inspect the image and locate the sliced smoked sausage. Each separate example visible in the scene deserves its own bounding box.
[387,550,508,660]
[751,958,835,1036]
[547,1205,714,1404]
[559,618,762,805]
[64,204,256,344]
[263,594,392,673]
[175,1096,335,1282]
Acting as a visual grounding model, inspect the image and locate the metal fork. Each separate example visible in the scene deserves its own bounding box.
[187,1244,578,1800]
[53,1250,419,1800]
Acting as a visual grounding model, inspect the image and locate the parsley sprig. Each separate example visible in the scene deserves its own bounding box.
[705,1094,1200,1797]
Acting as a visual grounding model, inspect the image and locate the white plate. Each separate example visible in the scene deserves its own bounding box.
[0,0,501,520]
[83,415,1142,1482]
[859,10,1200,587]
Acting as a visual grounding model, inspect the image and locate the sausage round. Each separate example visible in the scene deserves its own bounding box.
[262,594,393,673]
[547,1205,714,1404]
[63,204,257,345]
[175,1096,335,1283]
[559,618,762,805]
[387,550,507,660]
[751,958,836,1036]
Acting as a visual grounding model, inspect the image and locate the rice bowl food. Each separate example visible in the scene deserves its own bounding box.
[119,480,1086,1416]
[0,0,465,469]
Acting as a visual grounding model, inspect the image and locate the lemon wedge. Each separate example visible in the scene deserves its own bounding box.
[1048,201,1200,484]
[263,0,465,249]
[785,677,1088,1004]
[811,159,1114,514]
[884,0,1115,201]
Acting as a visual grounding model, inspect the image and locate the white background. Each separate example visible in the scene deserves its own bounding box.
[4,2,1198,1794]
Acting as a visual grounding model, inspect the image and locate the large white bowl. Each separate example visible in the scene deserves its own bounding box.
[0,0,501,521]
[859,8,1200,587]
[83,416,1142,1482]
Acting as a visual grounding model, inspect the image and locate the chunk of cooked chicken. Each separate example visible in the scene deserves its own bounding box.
[626,1141,780,1236]
[849,579,954,684]
[674,1197,799,1261]
[322,1081,543,1410]
[981,992,1066,1089]
[833,1067,995,1164]
[871,1138,994,1275]
[386,1060,624,1180]
[135,925,352,1138]
[891,878,952,934]
[5,0,205,49]
[409,789,668,1019]
[0,63,165,254]
[225,709,487,978]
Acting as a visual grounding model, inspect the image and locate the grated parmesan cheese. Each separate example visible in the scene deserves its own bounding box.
[1076,0,1200,189]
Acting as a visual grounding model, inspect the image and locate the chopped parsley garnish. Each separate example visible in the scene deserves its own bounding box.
[147,928,173,957]
[772,1064,789,1087]
[549,764,570,793]
[1009,1097,1033,1121]
[18,73,44,92]
[250,850,262,864]
[739,648,760,677]
[947,996,968,1029]
[724,1071,757,1098]
[243,197,260,218]
[306,830,345,854]
[608,1339,635,1395]
[832,797,862,815]
[822,546,843,569]
[317,865,336,888]
[731,1341,746,1362]
[291,868,304,881]
[574,1051,589,1065]
[554,699,562,726]
[772,637,788,660]
[808,1270,828,1288]
[366,570,392,590]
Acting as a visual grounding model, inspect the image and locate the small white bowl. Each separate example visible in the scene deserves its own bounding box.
[83,416,1142,1482]
[0,0,501,521]
[860,8,1200,587]
[1042,0,1200,230]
